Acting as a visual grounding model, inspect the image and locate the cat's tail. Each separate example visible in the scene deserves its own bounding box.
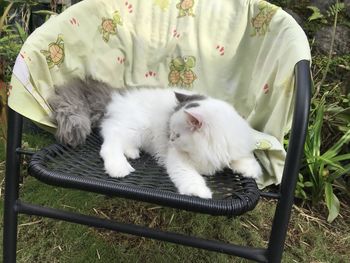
[48,78,92,147]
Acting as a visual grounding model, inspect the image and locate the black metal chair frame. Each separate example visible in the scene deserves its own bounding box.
[3,58,311,262]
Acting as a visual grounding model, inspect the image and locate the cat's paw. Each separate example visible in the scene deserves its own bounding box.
[100,144,135,178]
[104,159,135,178]
[179,184,212,199]
[124,148,140,160]
[241,165,262,180]
[230,157,262,180]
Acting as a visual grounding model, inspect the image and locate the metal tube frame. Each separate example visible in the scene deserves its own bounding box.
[3,60,311,263]
[3,108,23,263]
[267,60,311,262]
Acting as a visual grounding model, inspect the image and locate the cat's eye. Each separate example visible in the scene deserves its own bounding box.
[176,133,180,138]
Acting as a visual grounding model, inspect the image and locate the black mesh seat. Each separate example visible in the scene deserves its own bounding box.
[28,131,260,216]
[3,0,312,261]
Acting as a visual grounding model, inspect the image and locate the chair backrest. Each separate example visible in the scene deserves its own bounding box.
[8,0,311,187]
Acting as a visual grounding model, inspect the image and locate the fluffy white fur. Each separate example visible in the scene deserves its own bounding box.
[100,88,262,199]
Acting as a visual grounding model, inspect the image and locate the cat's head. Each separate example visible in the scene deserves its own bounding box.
[169,92,209,153]
[169,91,255,171]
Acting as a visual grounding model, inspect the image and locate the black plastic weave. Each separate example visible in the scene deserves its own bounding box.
[28,132,260,216]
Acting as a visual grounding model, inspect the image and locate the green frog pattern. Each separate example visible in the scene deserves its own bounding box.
[40,34,65,69]
[168,56,197,88]
[176,0,195,18]
[251,1,279,36]
[99,11,123,42]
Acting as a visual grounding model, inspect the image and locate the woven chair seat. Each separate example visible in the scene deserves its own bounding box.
[28,131,260,216]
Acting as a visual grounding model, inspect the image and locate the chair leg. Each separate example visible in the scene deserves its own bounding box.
[266,60,311,262]
[3,108,23,263]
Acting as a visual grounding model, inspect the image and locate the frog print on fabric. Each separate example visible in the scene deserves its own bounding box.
[251,1,279,36]
[154,0,170,11]
[256,139,273,150]
[176,0,195,18]
[40,34,65,69]
[168,56,197,88]
[99,11,123,42]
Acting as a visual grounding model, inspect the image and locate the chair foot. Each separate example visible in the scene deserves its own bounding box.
[3,201,19,263]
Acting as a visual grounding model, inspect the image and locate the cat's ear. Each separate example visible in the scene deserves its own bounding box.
[174,92,206,103]
[184,109,203,131]
[174,92,190,103]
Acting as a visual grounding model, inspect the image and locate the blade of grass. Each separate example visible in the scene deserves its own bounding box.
[325,182,340,222]
[311,102,324,176]
[0,2,13,32]
[329,163,350,181]
[323,129,350,159]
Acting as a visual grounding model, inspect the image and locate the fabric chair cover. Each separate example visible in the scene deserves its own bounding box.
[9,0,311,187]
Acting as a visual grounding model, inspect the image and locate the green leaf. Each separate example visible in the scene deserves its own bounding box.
[328,163,350,181]
[295,188,307,200]
[325,183,340,223]
[304,181,314,187]
[327,2,345,17]
[298,173,304,182]
[0,2,13,32]
[338,126,350,133]
[311,103,324,172]
[307,6,324,21]
[32,10,58,16]
[323,129,350,159]
[332,153,350,162]
[318,156,344,170]
[14,22,27,43]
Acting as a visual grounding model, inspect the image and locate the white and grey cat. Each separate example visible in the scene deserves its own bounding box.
[49,78,262,198]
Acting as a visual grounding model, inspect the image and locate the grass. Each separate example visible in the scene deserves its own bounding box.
[0,132,350,263]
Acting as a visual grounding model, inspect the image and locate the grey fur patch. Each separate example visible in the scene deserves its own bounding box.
[174,92,206,103]
[174,92,206,112]
[185,102,200,109]
[48,77,116,147]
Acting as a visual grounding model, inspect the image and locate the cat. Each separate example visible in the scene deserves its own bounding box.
[99,88,262,199]
[49,78,262,198]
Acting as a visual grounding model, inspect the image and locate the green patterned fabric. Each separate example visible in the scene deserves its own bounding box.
[9,0,311,188]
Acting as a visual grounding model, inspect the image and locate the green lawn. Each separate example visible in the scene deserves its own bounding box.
[0,132,349,263]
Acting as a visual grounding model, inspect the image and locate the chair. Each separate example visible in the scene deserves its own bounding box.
[3,0,311,262]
